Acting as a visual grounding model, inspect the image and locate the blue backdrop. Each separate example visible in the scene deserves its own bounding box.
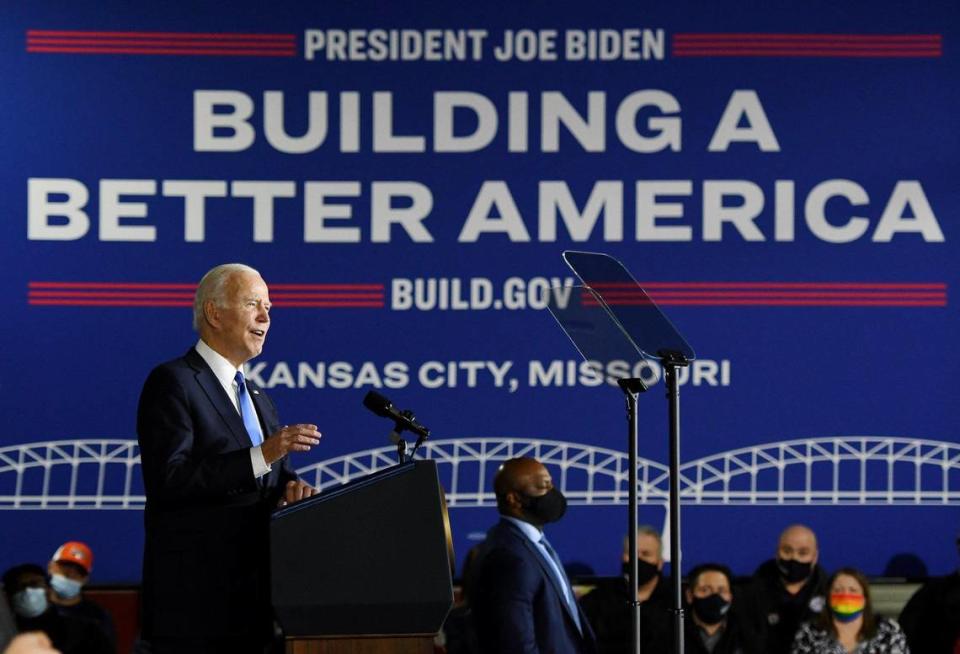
[2,1,958,584]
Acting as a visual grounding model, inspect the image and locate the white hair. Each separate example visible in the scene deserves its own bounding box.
[192,263,261,332]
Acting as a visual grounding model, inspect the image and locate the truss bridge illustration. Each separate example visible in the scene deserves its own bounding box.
[0,436,958,509]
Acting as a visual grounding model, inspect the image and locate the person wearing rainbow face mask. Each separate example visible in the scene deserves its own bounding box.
[789,568,909,654]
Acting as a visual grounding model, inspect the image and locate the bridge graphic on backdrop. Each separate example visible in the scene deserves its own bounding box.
[1,437,958,510]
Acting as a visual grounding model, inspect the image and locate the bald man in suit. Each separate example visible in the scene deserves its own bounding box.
[472,457,597,654]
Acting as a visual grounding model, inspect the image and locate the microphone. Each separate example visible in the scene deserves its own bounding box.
[362,391,431,439]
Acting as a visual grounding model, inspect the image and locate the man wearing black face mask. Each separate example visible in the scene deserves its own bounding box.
[684,564,753,654]
[737,524,828,654]
[472,457,597,654]
[580,526,671,653]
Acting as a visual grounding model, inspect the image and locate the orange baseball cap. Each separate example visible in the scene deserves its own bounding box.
[52,541,94,574]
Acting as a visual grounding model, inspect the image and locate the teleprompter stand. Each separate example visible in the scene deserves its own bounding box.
[270,460,455,653]
[547,251,694,654]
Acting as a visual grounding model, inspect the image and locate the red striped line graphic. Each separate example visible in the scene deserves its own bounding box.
[580,282,947,307]
[26,30,297,57]
[28,281,946,309]
[672,33,942,58]
[27,282,384,308]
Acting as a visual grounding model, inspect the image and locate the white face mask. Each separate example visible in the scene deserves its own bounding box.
[13,587,48,618]
[50,573,84,599]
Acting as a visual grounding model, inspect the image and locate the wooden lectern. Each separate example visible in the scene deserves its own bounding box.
[271,460,454,654]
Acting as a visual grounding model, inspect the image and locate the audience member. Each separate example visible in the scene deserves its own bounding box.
[738,524,828,653]
[580,525,671,653]
[790,567,908,653]
[0,565,110,654]
[472,456,597,654]
[684,563,754,654]
[45,542,115,649]
[898,531,960,653]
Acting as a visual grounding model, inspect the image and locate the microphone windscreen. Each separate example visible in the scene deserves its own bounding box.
[362,390,393,417]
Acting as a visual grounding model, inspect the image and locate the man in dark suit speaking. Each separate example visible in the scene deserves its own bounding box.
[137,263,322,654]
[472,457,597,654]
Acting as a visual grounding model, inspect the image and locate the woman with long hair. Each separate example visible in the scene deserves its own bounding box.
[790,567,908,653]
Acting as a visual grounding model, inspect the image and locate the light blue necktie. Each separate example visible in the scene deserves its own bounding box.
[234,371,264,446]
[539,535,582,633]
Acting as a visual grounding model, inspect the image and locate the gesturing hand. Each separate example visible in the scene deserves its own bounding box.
[261,423,321,465]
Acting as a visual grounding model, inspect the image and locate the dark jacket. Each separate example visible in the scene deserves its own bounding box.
[472,519,597,654]
[137,347,298,641]
[16,608,112,654]
[580,574,671,654]
[898,570,960,653]
[684,614,754,654]
[55,599,116,650]
[736,559,828,654]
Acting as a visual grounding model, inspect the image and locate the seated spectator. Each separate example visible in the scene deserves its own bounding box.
[898,531,960,653]
[1,564,110,654]
[684,563,755,654]
[46,542,115,649]
[738,524,828,653]
[790,567,908,654]
[580,525,670,653]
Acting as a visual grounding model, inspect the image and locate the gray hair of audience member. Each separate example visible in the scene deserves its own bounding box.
[192,263,262,332]
[622,525,663,556]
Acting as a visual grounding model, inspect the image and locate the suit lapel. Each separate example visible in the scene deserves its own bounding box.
[185,348,253,450]
[504,522,583,631]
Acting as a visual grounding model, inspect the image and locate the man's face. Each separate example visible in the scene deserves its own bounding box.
[12,570,46,594]
[48,560,88,583]
[778,527,818,564]
[689,570,732,602]
[207,272,271,367]
[515,461,554,500]
[636,534,664,569]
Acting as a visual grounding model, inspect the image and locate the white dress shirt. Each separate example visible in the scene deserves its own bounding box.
[195,339,271,478]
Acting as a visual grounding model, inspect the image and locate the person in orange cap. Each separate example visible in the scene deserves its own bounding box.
[46,542,115,650]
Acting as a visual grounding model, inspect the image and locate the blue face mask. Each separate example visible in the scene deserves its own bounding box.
[50,573,84,599]
[13,587,48,618]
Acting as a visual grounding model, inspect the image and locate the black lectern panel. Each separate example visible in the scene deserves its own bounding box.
[271,460,454,637]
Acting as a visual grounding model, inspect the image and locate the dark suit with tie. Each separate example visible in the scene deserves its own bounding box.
[472,519,597,654]
[136,347,298,648]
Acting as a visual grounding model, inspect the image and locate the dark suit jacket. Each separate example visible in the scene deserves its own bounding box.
[137,347,298,641]
[472,519,597,654]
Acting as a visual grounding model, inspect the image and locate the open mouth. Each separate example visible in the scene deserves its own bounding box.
[250,329,266,337]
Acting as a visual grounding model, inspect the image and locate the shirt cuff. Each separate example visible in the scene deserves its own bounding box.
[250,445,272,478]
